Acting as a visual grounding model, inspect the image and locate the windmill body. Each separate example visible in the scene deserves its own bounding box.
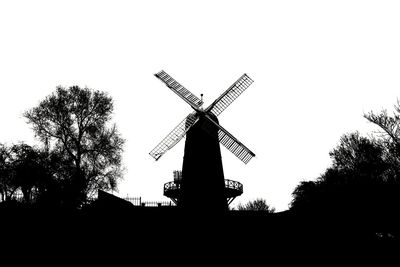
[181,113,227,211]
[150,70,255,212]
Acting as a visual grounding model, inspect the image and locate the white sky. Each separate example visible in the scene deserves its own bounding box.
[1,1,400,211]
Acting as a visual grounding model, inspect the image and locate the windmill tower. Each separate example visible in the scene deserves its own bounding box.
[149,70,255,212]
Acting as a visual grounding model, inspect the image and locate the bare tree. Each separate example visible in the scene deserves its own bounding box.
[364,100,400,143]
[24,86,125,207]
[364,100,400,180]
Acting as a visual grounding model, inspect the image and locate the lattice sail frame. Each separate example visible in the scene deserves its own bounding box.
[204,114,255,164]
[149,112,198,160]
[155,70,203,110]
[205,74,254,117]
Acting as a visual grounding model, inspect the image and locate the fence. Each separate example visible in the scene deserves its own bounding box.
[124,197,142,206]
[123,196,175,207]
[1,192,175,208]
[1,192,37,203]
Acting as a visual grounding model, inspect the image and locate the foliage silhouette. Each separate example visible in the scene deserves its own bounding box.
[291,100,400,218]
[364,100,400,143]
[236,198,275,212]
[10,143,48,203]
[24,86,125,208]
[364,100,400,180]
[291,133,393,211]
[0,143,59,205]
[291,131,400,241]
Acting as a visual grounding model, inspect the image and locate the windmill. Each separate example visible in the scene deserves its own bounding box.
[149,70,255,212]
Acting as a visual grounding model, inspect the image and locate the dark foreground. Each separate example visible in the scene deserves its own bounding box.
[1,203,398,263]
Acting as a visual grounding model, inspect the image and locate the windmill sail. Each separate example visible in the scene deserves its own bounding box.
[149,112,198,161]
[204,114,255,164]
[205,74,254,117]
[155,70,203,110]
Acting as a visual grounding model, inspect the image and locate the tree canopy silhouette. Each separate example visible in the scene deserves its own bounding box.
[291,132,393,213]
[24,86,125,208]
[0,143,51,203]
[292,100,400,214]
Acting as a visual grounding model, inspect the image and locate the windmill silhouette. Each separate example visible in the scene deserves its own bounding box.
[149,70,255,212]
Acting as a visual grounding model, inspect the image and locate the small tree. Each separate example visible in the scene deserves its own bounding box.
[0,144,18,201]
[10,143,51,203]
[237,198,275,213]
[24,86,125,208]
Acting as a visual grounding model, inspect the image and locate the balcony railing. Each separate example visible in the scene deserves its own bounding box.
[224,179,243,194]
[164,181,181,192]
[163,179,243,204]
